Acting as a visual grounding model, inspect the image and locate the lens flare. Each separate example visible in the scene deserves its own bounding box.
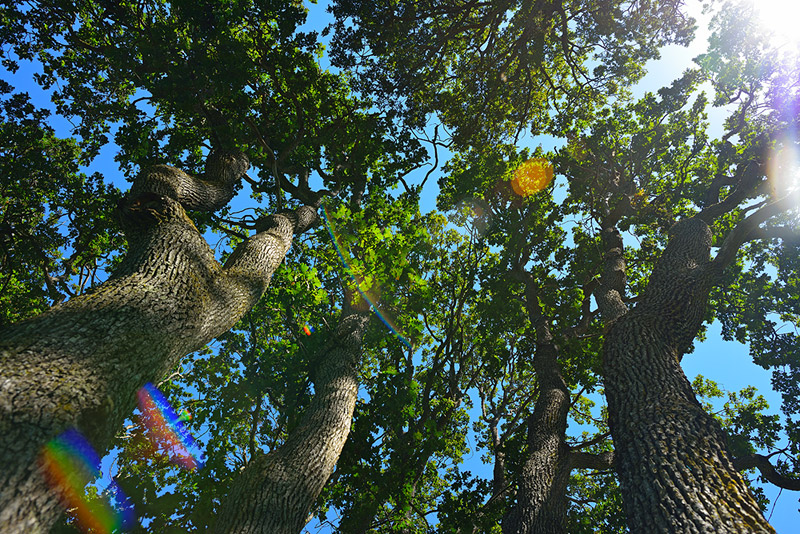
[303,323,314,336]
[40,429,136,533]
[137,383,204,471]
[452,197,492,235]
[511,158,554,197]
[767,135,800,198]
[320,206,412,351]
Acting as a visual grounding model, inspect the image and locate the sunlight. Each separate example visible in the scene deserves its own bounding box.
[748,0,800,46]
[767,135,800,198]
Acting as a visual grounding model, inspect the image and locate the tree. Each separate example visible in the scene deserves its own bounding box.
[596,5,800,528]
[213,193,432,533]
[214,287,372,534]
[3,0,800,533]
[0,143,319,530]
[326,0,800,531]
[436,146,616,534]
[0,1,421,532]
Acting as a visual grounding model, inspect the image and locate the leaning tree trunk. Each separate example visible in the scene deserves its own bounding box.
[214,293,370,534]
[0,151,316,533]
[602,217,775,533]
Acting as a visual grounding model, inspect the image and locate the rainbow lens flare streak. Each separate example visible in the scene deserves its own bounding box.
[320,206,412,351]
[137,383,204,471]
[40,429,135,533]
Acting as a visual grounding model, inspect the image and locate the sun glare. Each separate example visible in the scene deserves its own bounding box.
[768,137,800,197]
[748,0,800,46]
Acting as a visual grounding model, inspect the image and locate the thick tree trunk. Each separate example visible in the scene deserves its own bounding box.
[602,217,775,533]
[0,152,316,532]
[213,297,370,534]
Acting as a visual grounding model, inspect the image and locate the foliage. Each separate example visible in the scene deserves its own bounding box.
[3,0,800,532]
[0,83,123,325]
[328,0,695,150]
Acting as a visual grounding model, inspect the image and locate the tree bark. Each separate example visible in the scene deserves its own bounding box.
[503,276,571,534]
[213,296,371,534]
[0,152,316,532]
[602,217,775,533]
[504,220,627,534]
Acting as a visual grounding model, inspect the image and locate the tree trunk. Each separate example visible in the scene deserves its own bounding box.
[213,296,370,534]
[0,152,316,532]
[504,220,629,534]
[502,362,571,534]
[490,423,508,500]
[602,217,775,533]
[503,276,571,534]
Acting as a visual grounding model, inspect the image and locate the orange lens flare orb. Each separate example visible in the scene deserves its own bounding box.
[511,158,554,197]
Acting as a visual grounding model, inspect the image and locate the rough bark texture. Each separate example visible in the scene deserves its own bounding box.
[504,220,627,534]
[595,226,629,323]
[503,277,571,534]
[213,298,371,534]
[0,151,316,532]
[602,217,775,533]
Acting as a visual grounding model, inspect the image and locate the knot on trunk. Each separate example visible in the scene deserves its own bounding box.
[115,193,188,232]
[204,149,250,186]
[256,205,318,236]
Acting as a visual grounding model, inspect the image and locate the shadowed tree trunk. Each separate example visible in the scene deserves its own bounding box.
[503,222,623,534]
[502,274,571,534]
[0,151,317,532]
[214,291,371,534]
[603,216,775,533]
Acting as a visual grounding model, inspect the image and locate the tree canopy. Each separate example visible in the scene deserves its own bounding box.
[1,0,799,533]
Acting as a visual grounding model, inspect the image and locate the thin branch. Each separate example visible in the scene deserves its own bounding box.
[568,431,611,451]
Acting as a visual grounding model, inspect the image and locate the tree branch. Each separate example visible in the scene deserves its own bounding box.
[569,450,615,471]
[128,150,249,212]
[744,225,800,245]
[734,454,800,491]
[712,192,799,271]
[698,159,765,223]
